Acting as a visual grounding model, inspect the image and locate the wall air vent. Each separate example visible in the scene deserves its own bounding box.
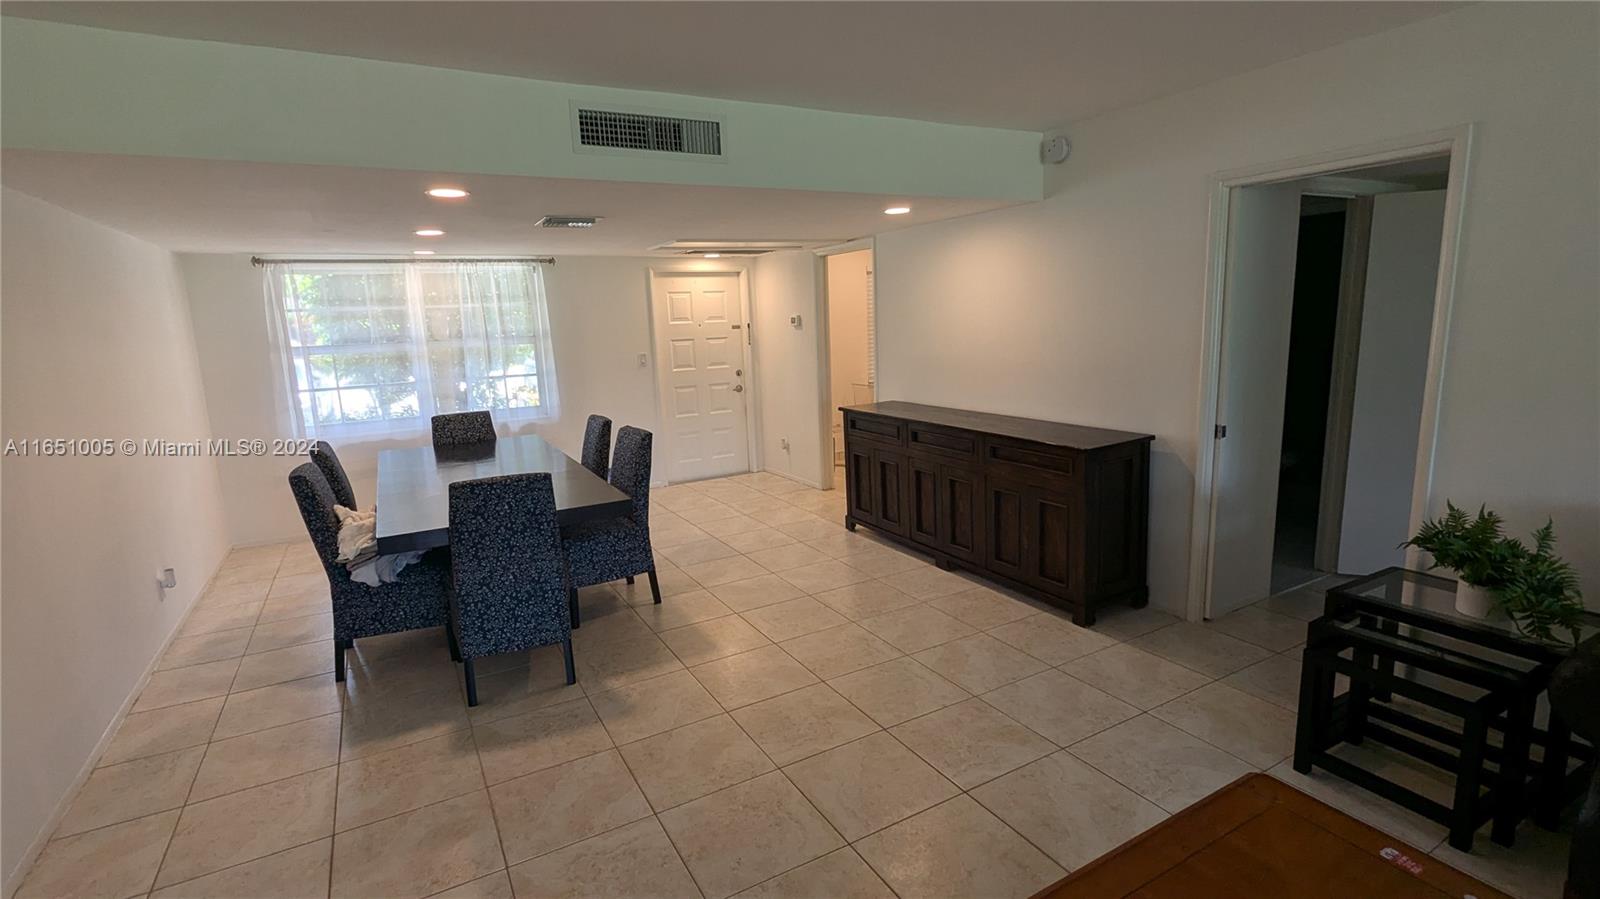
[576,108,722,157]
[535,216,598,229]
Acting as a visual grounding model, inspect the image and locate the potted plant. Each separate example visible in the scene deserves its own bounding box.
[1404,502,1586,645]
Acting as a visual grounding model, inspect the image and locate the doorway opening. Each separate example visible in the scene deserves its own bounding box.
[820,244,875,490]
[1271,196,1349,593]
[1195,136,1461,621]
[647,267,757,484]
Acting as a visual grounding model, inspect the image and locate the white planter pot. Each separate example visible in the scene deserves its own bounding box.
[1453,580,1495,619]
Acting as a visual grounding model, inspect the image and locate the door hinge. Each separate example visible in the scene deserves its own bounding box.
[1214,424,1228,439]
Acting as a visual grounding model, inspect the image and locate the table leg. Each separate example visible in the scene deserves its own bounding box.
[1449,711,1488,852]
[1375,618,1400,702]
[1493,693,1535,846]
[1295,648,1330,774]
[1537,712,1573,829]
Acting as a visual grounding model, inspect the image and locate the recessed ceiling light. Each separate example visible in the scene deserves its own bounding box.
[703,253,721,259]
[884,206,912,215]
[425,187,469,199]
[412,250,435,255]
[414,228,445,237]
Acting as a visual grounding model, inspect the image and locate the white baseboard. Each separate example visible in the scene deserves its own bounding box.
[763,468,826,491]
[2,548,231,899]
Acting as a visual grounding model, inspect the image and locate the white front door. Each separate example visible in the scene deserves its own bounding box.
[1208,183,1303,617]
[651,271,751,482]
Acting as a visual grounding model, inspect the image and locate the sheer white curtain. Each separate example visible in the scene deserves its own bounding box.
[262,260,560,440]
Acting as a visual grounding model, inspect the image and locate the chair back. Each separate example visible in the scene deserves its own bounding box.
[309,440,357,510]
[288,462,341,569]
[431,411,496,448]
[581,414,612,480]
[610,426,653,525]
[448,473,570,657]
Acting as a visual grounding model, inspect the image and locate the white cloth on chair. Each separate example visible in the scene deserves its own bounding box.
[334,504,420,585]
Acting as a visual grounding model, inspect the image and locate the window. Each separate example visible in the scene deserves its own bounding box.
[264,261,559,437]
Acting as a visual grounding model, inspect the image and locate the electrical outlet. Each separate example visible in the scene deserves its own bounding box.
[780,438,790,450]
[160,568,176,590]
[788,314,803,328]
[637,353,648,368]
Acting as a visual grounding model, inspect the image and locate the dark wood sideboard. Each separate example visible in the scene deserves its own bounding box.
[840,401,1153,626]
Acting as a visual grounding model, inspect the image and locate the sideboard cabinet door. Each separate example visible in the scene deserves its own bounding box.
[871,448,909,537]
[939,463,984,564]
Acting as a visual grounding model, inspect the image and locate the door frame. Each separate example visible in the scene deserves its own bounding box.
[1186,125,1474,622]
[814,238,877,490]
[645,264,760,484]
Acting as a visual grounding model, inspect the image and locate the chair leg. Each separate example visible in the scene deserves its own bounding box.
[562,638,576,685]
[334,638,350,682]
[569,586,581,629]
[463,658,479,707]
[647,568,662,604]
[444,617,462,663]
[626,575,635,585]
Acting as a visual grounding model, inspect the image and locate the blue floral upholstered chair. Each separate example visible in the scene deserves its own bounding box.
[447,472,575,705]
[309,440,357,510]
[562,426,658,626]
[288,462,453,683]
[431,411,496,448]
[581,414,613,480]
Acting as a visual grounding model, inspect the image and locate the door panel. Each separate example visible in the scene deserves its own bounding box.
[1026,487,1075,593]
[846,447,877,524]
[908,460,940,548]
[652,272,751,482]
[986,479,1026,579]
[1210,184,1302,616]
[872,450,908,537]
[940,464,983,563]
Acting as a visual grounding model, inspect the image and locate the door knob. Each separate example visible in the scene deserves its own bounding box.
[733,384,745,393]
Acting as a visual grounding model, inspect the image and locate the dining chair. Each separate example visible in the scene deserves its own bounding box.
[447,472,575,705]
[287,463,453,682]
[563,426,658,626]
[308,440,357,510]
[581,414,612,480]
[431,411,496,448]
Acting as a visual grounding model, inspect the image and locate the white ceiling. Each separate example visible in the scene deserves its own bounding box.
[0,151,1016,254]
[1,2,1460,131]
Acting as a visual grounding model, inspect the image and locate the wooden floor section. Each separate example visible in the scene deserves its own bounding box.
[1033,774,1515,899]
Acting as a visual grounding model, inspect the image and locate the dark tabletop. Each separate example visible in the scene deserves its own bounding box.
[374,434,632,554]
[839,400,1154,450]
[1327,566,1599,663]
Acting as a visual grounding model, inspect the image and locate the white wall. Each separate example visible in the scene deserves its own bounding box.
[874,3,1600,613]
[826,250,873,465]
[1,189,230,886]
[179,254,737,544]
[1339,191,1446,574]
[752,251,828,487]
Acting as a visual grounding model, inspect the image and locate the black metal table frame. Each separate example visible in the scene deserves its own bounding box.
[1295,568,1593,852]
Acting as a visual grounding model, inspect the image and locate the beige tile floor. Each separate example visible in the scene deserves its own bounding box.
[17,473,1566,899]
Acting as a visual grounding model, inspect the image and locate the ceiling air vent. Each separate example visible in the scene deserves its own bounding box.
[536,216,598,229]
[576,108,722,156]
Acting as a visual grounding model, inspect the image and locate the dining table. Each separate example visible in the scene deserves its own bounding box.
[374,433,633,554]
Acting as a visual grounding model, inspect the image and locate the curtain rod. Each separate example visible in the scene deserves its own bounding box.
[251,256,555,267]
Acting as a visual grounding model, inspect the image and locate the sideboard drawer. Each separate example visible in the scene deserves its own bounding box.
[983,436,1078,487]
[845,412,906,448]
[908,423,978,461]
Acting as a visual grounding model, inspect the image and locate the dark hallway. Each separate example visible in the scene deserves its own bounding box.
[1271,199,1346,593]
